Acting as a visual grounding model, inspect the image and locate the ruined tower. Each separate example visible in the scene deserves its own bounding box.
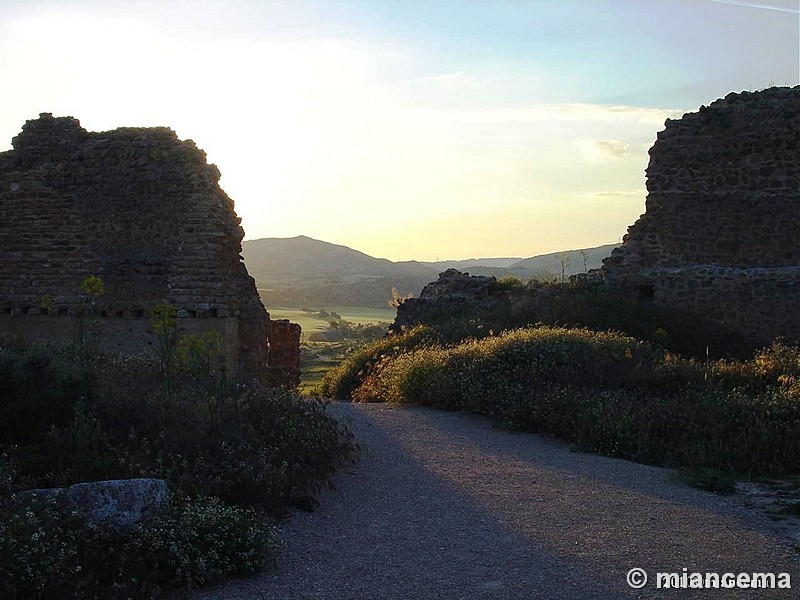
[603,86,800,345]
[0,113,299,383]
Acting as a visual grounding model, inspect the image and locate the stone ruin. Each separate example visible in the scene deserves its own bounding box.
[392,87,800,348]
[0,113,299,386]
[603,86,800,345]
[391,269,497,332]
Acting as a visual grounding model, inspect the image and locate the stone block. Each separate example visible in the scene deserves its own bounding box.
[16,478,169,531]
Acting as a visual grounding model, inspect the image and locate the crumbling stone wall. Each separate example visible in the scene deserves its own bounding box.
[0,113,299,384]
[391,269,497,332]
[603,86,800,345]
[266,320,301,388]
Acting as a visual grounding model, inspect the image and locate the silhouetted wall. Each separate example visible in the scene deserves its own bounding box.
[0,113,299,384]
[604,87,800,344]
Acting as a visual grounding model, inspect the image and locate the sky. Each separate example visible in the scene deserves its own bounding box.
[1,0,798,261]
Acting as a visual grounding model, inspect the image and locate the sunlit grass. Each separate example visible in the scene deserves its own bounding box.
[322,324,800,478]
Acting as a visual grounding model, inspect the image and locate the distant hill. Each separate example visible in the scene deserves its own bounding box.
[428,257,524,270]
[242,235,433,285]
[242,236,435,308]
[509,244,619,277]
[242,236,619,309]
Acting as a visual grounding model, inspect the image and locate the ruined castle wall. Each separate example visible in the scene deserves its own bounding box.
[603,87,800,345]
[0,113,297,381]
[0,314,243,372]
[266,320,301,388]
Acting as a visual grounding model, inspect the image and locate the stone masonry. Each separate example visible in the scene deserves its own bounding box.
[0,113,299,384]
[603,86,800,345]
[391,269,497,332]
[266,319,301,388]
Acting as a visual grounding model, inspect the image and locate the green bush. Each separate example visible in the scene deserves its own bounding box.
[494,275,525,291]
[129,494,277,590]
[0,493,276,599]
[537,282,755,359]
[1,347,356,511]
[343,326,800,477]
[0,341,357,597]
[0,345,90,445]
[317,325,436,399]
[390,279,756,360]
[356,327,662,408]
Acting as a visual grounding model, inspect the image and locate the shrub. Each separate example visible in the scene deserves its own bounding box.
[1,344,357,509]
[538,282,755,360]
[129,494,277,590]
[495,276,525,291]
[392,279,756,360]
[343,326,800,478]
[0,341,357,597]
[0,345,90,446]
[0,492,277,599]
[359,327,662,409]
[317,325,436,399]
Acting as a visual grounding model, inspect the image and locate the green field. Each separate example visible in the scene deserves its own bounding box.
[298,342,350,395]
[268,308,329,341]
[324,305,396,324]
[268,305,396,341]
[267,305,396,394]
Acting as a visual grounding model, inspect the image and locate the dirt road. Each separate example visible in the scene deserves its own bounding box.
[196,402,798,599]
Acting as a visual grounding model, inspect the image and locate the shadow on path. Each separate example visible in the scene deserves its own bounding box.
[196,403,798,600]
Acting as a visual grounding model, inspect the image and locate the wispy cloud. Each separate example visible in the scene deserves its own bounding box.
[582,189,647,199]
[710,0,800,14]
[405,103,682,127]
[542,104,683,124]
[595,140,630,158]
[576,139,633,161]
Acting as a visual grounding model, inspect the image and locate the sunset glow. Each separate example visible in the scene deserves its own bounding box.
[1,0,797,261]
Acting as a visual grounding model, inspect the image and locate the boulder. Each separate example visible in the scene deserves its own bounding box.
[16,478,168,530]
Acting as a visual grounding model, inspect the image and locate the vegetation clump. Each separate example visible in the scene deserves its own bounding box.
[0,337,356,598]
[317,325,437,400]
[321,281,800,482]
[1,492,277,599]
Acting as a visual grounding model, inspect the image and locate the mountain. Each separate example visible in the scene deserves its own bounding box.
[242,235,434,286]
[428,258,524,270]
[242,236,619,309]
[242,236,436,308]
[509,244,619,277]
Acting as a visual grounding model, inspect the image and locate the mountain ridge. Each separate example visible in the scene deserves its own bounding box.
[242,236,619,308]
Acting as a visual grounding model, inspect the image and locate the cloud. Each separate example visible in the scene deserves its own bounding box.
[576,139,632,161]
[710,0,800,14]
[582,189,647,199]
[540,104,683,125]
[419,72,482,89]
[595,140,630,158]
[406,103,682,127]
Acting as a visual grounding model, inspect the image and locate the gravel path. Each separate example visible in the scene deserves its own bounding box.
[196,402,799,599]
